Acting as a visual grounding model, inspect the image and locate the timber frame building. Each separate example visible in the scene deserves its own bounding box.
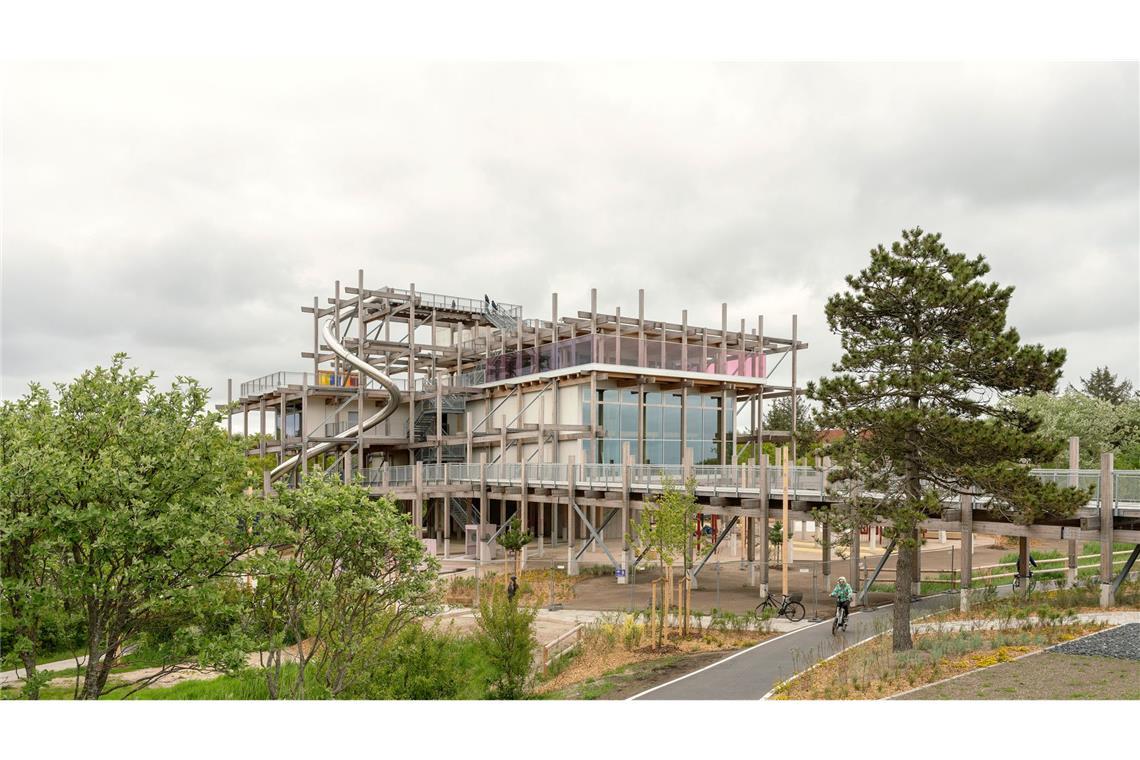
[224,271,1139,605]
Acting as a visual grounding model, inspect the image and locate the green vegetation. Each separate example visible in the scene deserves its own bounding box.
[1,354,260,699]
[810,228,1087,652]
[244,474,440,699]
[773,616,1104,700]
[1,356,541,701]
[496,515,534,577]
[474,588,538,699]
[629,477,701,645]
[1006,388,1140,469]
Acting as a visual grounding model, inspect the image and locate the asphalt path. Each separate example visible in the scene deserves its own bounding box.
[630,592,963,700]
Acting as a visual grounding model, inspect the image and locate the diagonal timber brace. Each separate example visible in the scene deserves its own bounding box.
[858,537,896,607]
[690,515,740,580]
[576,508,619,561]
[571,501,619,567]
[1111,544,1140,595]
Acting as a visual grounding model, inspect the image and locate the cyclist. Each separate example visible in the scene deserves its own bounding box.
[830,576,853,627]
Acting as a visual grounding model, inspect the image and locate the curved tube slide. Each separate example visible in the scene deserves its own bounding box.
[268,317,403,482]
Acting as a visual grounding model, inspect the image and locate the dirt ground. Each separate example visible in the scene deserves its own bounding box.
[527,533,1036,619]
[899,652,1140,700]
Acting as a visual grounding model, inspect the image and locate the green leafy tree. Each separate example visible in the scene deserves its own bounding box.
[1078,366,1135,405]
[0,385,73,699]
[474,587,537,699]
[1005,390,1140,468]
[768,520,784,566]
[246,475,440,699]
[629,477,699,646]
[497,515,533,577]
[12,355,259,699]
[763,396,819,459]
[810,229,1088,652]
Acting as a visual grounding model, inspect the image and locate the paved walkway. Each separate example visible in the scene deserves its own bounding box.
[629,593,965,700]
[0,654,88,687]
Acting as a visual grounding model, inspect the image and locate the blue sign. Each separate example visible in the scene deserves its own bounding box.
[614,567,627,577]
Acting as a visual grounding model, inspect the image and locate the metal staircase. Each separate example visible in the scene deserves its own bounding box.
[484,305,517,331]
[409,391,467,463]
[449,497,478,533]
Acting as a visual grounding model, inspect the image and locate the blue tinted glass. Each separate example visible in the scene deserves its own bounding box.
[662,406,681,437]
[643,406,663,439]
[645,392,663,405]
[619,404,639,438]
[644,441,662,465]
[598,403,616,436]
[685,405,702,442]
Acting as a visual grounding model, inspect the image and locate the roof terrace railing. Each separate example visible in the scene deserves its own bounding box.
[384,287,523,320]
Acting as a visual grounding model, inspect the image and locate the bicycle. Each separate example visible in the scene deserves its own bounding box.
[831,600,850,634]
[756,592,806,622]
[1011,571,1036,594]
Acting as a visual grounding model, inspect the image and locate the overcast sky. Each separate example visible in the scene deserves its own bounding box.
[2,61,1137,411]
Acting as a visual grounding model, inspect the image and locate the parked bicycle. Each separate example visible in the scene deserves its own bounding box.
[1011,571,1036,593]
[1012,555,1038,593]
[756,591,805,622]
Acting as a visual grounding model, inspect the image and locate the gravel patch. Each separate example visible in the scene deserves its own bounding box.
[1049,623,1140,661]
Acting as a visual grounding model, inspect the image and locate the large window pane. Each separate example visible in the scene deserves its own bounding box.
[597,403,613,434]
[644,440,662,465]
[685,404,702,442]
[662,406,681,437]
[619,404,638,438]
[643,406,663,439]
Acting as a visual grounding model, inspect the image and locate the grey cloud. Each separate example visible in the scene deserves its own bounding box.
[2,61,1136,404]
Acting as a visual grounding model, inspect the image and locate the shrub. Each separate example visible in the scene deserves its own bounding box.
[475,589,537,699]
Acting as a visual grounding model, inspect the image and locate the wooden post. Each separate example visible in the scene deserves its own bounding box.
[759,452,769,595]
[414,461,424,539]
[1017,535,1029,595]
[1099,451,1115,607]
[1067,436,1080,587]
[620,444,631,585]
[821,518,832,593]
[567,455,579,575]
[357,269,366,473]
[960,492,973,612]
[849,504,861,599]
[781,444,790,596]
[519,462,529,572]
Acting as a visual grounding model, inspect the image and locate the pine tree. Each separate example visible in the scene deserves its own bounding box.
[810,228,1088,652]
[1079,366,1135,405]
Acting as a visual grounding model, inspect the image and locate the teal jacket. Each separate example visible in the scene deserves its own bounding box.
[830,582,853,602]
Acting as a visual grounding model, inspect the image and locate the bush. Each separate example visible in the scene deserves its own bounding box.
[475,589,537,699]
[345,624,490,700]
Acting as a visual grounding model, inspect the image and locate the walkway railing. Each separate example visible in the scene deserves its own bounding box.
[358,463,1140,510]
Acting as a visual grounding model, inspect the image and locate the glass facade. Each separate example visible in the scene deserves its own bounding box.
[581,387,733,465]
